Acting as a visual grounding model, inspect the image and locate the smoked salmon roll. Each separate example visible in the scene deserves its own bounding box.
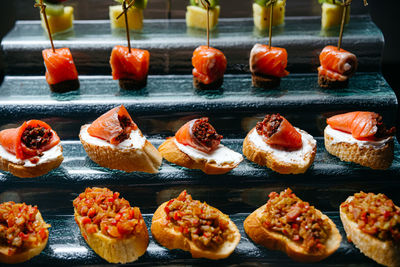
[243,114,316,174]
[110,45,150,90]
[79,105,162,173]
[0,120,63,178]
[42,47,80,93]
[318,45,357,88]
[158,117,243,174]
[249,44,289,89]
[324,111,396,169]
[192,46,227,90]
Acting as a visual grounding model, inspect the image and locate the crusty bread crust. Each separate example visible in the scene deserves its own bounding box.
[0,211,49,264]
[242,128,316,174]
[324,128,394,170]
[0,144,64,178]
[151,201,241,259]
[79,125,162,173]
[318,73,349,89]
[193,76,223,90]
[340,197,400,267]
[252,73,281,89]
[74,209,149,264]
[244,204,341,262]
[158,137,242,175]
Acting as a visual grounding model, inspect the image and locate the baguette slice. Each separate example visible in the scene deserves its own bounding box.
[243,128,316,174]
[151,201,241,259]
[244,204,341,262]
[158,137,242,175]
[340,196,400,267]
[80,125,162,173]
[0,144,63,178]
[74,209,149,264]
[324,126,394,170]
[0,211,49,264]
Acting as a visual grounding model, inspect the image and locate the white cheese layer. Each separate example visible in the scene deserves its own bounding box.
[174,139,243,166]
[80,125,146,150]
[325,125,392,149]
[248,128,316,166]
[0,144,62,167]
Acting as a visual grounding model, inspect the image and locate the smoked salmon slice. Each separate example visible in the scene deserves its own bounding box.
[250,44,289,78]
[110,45,150,81]
[87,105,138,146]
[318,45,357,81]
[256,114,302,150]
[192,46,227,85]
[327,111,396,140]
[42,48,79,85]
[0,120,60,160]
[175,117,222,153]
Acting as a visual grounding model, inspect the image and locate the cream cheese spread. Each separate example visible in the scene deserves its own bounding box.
[174,139,243,166]
[325,125,392,149]
[248,128,316,166]
[80,125,146,150]
[0,144,62,167]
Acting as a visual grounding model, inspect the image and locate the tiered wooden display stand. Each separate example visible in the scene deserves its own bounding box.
[0,13,399,266]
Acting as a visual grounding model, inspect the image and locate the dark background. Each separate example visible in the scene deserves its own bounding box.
[1,0,399,110]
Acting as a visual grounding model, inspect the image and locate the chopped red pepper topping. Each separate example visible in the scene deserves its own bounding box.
[163,190,234,250]
[262,188,332,253]
[341,192,400,242]
[73,187,145,239]
[0,202,50,256]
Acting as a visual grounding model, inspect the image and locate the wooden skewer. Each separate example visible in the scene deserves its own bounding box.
[167,0,172,19]
[337,0,368,50]
[207,3,210,48]
[116,0,135,53]
[117,0,136,20]
[268,0,275,49]
[35,0,55,53]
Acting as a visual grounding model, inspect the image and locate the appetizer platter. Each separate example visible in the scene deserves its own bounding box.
[0,0,399,266]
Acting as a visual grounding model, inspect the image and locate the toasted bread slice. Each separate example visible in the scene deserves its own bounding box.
[324,126,394,170]
[151,201,241,259]
[0,144,63,178]
[79,125,162,173]
[340,196,400,267]
[74,209,149,264]
[244,204,341,262]
[243,128,316,174]
[158,137,242,175]
[0,211,49,264]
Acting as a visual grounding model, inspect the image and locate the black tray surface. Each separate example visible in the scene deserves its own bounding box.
[0,73,396,138]
[1,16,383,75]
[9,213,381,266]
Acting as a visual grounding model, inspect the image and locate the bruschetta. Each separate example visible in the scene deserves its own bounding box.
[0,120,63,178]
[243,114,316,174]
[151,190,241,259]
[244,188,341,262]
[340,192,400,267]
[79,105,162,173]
[158,117,243,174]
[0,202,50,264]
[73,187,149,264]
